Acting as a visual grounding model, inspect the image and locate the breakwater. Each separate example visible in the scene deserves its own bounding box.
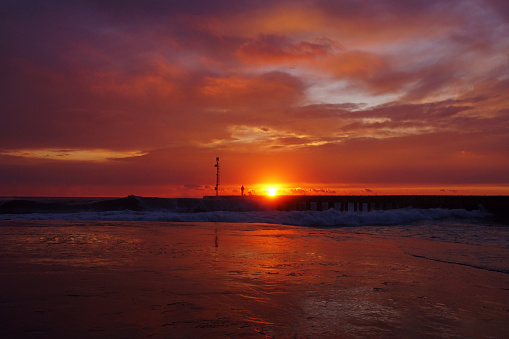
[205,195,509,216]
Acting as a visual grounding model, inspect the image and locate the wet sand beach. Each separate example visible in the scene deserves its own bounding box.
[0,220,508,338]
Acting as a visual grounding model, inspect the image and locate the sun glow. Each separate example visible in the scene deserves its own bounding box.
[268,187,277,196]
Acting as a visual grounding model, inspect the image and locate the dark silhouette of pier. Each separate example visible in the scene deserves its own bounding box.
[204,195,509,217]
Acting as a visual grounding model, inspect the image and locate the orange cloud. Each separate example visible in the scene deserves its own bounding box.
[236,34,412,95]
[324,51,386,78]
[237,34,337,64]
[90,61,182,98]
[213,5,327,37]
[199,72,305,107]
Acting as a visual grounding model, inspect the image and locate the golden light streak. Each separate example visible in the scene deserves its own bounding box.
[1,149,147,162]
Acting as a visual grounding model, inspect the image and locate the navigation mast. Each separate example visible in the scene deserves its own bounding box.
[214,157,220,196]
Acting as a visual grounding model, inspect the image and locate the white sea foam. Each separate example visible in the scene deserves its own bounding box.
[0,207,488,227]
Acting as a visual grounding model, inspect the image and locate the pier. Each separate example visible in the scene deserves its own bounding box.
[204,195,509,217]
[2,195,507,218]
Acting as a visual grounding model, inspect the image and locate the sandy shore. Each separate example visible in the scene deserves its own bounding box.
[0,220,508,338]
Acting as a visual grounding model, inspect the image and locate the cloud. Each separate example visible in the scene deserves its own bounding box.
[324,51,386,78]
[0,0,508,196]
[440,189,458,194]
[198,71,306,108]
[184,184,210,191]
[236,34,413,95]
[289,187,307,195]
[0,149,147,162]
[311,188,337,194]
[237,34,338,64]
[89,61,183,98]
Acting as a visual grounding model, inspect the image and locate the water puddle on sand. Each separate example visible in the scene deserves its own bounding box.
[0,220,507,338]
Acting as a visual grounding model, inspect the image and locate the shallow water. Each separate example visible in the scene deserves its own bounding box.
[0,220,508,338]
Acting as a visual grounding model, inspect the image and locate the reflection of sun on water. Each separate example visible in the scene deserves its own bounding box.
[268,188,277,196]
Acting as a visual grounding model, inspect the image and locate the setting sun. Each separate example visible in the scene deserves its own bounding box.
[268,188,277,196]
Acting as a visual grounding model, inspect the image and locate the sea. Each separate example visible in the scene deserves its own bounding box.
[0,195,507,249]
[0,196,508,337]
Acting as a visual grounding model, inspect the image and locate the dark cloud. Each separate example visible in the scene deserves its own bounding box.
[311,188,337,194]
[184,184,208,190]
[289,188,307,194]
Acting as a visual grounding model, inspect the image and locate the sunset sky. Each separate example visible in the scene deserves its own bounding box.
[1,0,509,197]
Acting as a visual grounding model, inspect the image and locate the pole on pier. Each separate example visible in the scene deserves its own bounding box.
[214,157,220,197]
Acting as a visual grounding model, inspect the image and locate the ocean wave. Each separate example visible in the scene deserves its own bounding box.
[0,207,488,227]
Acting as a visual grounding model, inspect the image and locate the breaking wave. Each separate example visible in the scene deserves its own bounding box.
[0,206,488,227]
